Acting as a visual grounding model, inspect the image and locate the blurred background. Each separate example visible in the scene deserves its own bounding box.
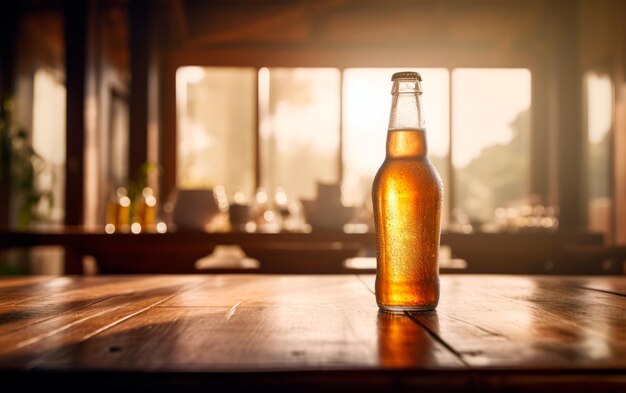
[0,0,624,275]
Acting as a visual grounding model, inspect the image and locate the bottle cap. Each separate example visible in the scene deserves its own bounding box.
[391,71,422,81]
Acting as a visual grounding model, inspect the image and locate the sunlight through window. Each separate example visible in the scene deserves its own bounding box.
[342,68,450,213]
[452,68,531,225]
[585,72,613,236]
[176,66,533,231]
[259,68,340,200]
[176,67,256,195]
[33,68,66,223]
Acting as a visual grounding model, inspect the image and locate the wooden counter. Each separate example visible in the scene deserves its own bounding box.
[0,228,607,274]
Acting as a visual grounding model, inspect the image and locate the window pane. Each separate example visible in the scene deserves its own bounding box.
[176,66,256,196]
[259,67,340,199]
[32,68,66,223]
[452,68,531,226]
[585,72,612,236]
[342,68,450,222]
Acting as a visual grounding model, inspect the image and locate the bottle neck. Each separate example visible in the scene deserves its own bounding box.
[386,129,427,158]
[386,80,427,158]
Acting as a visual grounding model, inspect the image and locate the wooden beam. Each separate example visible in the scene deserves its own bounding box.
[185,3,310,46]
[0,2,19,227]
[161,51,176,206]
[64,0,88,225]
[168,0,190,46]
[613,1,626,244]
[550,0,584,231]
[530,63,550,201]
[166,44,536,69]
[128,0,151,179]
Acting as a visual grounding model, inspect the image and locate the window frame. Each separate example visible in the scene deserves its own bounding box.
[163,47,540,224]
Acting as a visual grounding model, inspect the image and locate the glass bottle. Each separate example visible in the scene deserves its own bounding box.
[138,187,157,231]
[372,71,444,312]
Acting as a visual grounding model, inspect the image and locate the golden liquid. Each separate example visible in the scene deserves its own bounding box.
[372,129,443,312]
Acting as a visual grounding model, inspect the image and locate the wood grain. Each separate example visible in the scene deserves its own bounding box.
[0,276,204,368]
[40,275,462,371]
[562,276,626,297]
[401,275,626,368]
[2,274,626,392]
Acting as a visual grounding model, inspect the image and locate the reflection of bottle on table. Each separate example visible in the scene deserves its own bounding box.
[377,311,433,367]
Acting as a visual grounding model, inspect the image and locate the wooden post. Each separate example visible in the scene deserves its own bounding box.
[128,0,152,180]
[551,0,584,231]
[0,2,19,227]
[530,64,550,203]
[64,0,89,226]
[614,1,626,244]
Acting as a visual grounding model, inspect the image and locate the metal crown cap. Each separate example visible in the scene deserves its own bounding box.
[391,71,422,81]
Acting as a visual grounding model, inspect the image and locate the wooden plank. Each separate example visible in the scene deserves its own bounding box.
[562,276,626,297]
[159,274,375,307]
[0,275,158,306]
[3,275,626,391]
[37,275,464,371]
[393,275,626,369]
[0,275,204,368]
[0,276,55,289]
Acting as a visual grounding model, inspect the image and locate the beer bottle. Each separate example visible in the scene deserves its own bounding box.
[372,71,443,312]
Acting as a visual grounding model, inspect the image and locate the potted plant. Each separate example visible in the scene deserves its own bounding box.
[0,96,53,228]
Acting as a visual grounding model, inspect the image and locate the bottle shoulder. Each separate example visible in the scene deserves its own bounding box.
[376,156,440,171]
[373,157,443,188]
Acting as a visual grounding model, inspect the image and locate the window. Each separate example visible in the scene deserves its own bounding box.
[259,68,340,199]
[342,68,450,221]
[32,68,66,223]
[452,69,531,226]
[585,72,613,238]
[176,67,256,195]
[176,66,532,231]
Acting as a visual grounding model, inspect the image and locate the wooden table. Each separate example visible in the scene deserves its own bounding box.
[1,274,626,392]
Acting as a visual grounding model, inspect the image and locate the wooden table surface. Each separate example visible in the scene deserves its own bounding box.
[1,274,626,392]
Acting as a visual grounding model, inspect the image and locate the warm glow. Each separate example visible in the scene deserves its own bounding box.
[32,68,67,223]
[156,222,168,233]
[176,66,256,193]
[131,222,142,234]
[275,187,288,205]
[234,191,247,204]
[342,68,449,206]
[452,68,531,167]
[586,73,612,144]
[105,224,116,234]
[178,66,206,85]
[259,67,340,198]
[263,210,275,222]
[119,196,131,208]
[145,195,157,207]
[585,72,613,235]
[255,189,268,204]
[176,66,532,221]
